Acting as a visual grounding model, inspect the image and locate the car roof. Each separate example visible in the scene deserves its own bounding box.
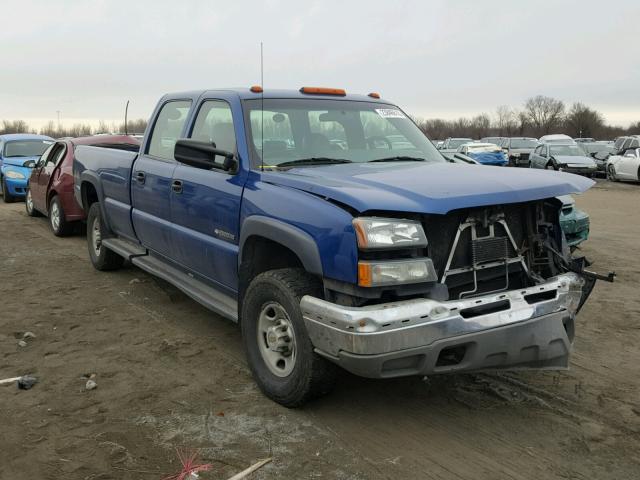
[165,88,389,103]
[0,133,54,142]
[464,142,497,147]
[69,134,141,146]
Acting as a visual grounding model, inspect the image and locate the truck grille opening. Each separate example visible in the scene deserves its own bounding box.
[422,200,563,300]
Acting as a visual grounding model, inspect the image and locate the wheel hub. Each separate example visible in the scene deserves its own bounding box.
[257,302,297,377]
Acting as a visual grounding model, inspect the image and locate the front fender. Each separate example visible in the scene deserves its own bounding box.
[239,216,323,275]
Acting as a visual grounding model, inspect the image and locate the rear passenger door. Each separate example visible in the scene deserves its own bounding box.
[169,98,245,291]
[131,99,191,257]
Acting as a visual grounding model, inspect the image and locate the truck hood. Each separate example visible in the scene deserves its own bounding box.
[262,162,594,215]
[1,156,39,167]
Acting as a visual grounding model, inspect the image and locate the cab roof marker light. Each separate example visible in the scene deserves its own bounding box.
[368,92,381,98]
[250,85,263,93]
[299,87,346,96]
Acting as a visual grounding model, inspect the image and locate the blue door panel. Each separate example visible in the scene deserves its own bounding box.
[104,197,137,240]
[131,156,176,256]
[170,164,244,288]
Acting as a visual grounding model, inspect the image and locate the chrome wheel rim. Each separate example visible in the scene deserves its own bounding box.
[26,190,33,213]
[608,165,616,180]
[257,302,296,377]
[91,216,102,257]
[546,163,554,170]
[50,202,60,231]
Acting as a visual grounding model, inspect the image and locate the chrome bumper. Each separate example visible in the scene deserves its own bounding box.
[301,273,585,378]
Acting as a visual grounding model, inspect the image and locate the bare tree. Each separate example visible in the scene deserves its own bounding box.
[564,102,605,138]
[524,95,565,135]
[494,105,517,136]
[1,120,33,134]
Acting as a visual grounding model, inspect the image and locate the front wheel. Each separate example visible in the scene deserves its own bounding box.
[25,188,42,217]
[546,161,557,171]
[241,268,337,407]
[49,195,74,236]
[86,202,124,271]
[607,164,618,182]
[2,178,16,203]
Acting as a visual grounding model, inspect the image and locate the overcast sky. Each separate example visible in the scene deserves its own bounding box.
[1,0,639,129]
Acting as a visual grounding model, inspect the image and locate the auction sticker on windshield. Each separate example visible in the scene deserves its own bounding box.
[375,108,405,118]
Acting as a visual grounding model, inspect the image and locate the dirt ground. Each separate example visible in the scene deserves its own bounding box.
[1,179,639,480]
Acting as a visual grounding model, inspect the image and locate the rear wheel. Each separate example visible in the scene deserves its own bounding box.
[241,268,337,407]
[49,195,74,236]
[2,177,15,203]
[86,202,124,271]
[25,188,41,217]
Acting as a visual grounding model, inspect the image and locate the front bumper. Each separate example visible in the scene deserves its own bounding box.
[3,176,28,197]
[302,273,585,378]
[559,165,596,175]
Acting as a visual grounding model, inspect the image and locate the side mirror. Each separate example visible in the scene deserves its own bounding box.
[24,159,37,168]
[174,139,237,173]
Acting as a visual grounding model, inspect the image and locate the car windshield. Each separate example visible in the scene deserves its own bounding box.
[447,139,472,149]
[242,98,444,168]
[510,139,538,148]
[549,144,584,157]
[3,140,53,158]
[582,143,614,154]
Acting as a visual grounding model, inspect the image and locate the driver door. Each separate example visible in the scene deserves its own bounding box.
[31,142,66,212]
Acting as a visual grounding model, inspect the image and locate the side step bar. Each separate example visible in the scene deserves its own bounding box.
[102,237,147,258]
[102,237,238,322]
[131,255,238,322]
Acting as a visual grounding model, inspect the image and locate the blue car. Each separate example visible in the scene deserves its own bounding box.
[0,134,54,202]
[456,142,509,166]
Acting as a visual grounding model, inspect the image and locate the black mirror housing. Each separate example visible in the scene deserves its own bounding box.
[174,139,238,173]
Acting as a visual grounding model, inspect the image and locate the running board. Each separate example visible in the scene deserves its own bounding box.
[102,237,147,259]
[130,255,238,322]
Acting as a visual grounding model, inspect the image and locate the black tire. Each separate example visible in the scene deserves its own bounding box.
[241,268,337,407]
[86,202,124,271]
[2,177,16,203]
[607,164,618,182]
[48,195,74,236]
[546,161,557,171]
[25,187,42,217]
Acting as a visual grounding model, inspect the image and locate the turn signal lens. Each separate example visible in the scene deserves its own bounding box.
[299,86,346,96]
[250,85,263,93]
[368,92,381,98]
[357,259,437,287]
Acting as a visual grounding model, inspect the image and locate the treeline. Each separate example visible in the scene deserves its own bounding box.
[414,95,640,140]
[0,119,148,137]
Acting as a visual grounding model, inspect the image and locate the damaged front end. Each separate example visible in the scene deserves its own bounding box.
[302,198,613,379]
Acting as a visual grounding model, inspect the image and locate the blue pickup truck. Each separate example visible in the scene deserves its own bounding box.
[74,87,603,407]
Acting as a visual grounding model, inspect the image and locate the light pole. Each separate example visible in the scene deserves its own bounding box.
[56,110,61,132]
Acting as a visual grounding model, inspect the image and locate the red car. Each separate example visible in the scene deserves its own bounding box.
[26,135,141,235]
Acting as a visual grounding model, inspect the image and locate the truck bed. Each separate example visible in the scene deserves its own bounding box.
[74,145,139,240]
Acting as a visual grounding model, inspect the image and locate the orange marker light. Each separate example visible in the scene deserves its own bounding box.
[250,85,263,93]
[368,92,381,99]
[358,262,373,287]
[299,87,346,96]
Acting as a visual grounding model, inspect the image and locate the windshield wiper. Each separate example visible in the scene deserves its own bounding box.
[369,156,426,163]
[276,157,352,168]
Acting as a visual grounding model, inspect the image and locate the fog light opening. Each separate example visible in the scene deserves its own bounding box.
[436,345,468,367]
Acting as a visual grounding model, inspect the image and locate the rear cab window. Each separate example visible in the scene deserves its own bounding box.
[147,100,192,160]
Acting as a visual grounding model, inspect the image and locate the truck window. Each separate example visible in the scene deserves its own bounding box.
[147,100,191,160]
[191,100,237,153]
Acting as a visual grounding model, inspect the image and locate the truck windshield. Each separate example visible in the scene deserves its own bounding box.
[242,99,444,168]
[3,140,53,158]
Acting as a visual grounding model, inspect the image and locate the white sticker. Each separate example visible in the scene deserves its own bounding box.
[375,108,405,119]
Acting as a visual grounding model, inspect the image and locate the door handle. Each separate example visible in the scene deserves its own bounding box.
[171,180,183,194]
[134,171,146,184]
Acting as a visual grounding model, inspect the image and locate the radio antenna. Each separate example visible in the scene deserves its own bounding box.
[124,100,130,135]
[260,42,264,171]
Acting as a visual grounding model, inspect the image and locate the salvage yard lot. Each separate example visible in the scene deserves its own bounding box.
[1,180,639,480]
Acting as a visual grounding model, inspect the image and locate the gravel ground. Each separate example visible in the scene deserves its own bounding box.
[1,179,639,479]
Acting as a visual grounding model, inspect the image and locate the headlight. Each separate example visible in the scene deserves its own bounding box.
[358,258,437,287]
[353,217,427,250]
[5,170,25,179]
